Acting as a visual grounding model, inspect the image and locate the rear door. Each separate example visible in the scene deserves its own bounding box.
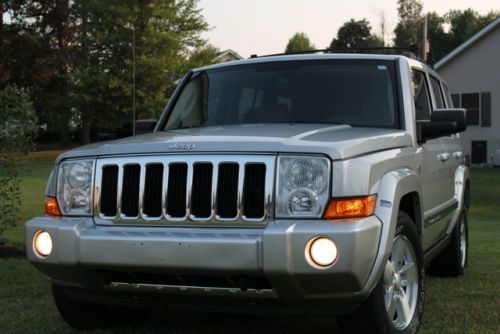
[412,69,450,249]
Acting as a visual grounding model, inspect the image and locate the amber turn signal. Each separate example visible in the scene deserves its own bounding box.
[323,195,376,219]
[45,197,62,216]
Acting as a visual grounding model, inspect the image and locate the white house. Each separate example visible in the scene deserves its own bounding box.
[213,49,243,63]
[435,18,500,166]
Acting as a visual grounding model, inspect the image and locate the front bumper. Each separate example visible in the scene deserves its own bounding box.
[26,216,381,307]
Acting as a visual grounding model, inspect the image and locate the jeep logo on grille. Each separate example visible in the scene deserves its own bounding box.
[168,143,196,151]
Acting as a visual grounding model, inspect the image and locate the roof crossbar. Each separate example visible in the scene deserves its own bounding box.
[250,45,420,59]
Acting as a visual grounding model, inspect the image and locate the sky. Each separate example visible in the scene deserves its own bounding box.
[198,0,499,58]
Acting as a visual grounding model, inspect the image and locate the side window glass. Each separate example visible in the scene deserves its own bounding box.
[430,76,445,109]
[411,70,432,121]
[441,82,454,108]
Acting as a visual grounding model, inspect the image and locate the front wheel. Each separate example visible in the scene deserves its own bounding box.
[337,212,425,334]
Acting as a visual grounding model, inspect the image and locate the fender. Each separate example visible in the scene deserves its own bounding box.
[446,164,470,234]
[363,168,423,293]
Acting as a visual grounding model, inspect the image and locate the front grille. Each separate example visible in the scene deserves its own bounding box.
[95,155,274,225]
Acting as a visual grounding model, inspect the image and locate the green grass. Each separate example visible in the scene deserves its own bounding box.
[0,159,499,333]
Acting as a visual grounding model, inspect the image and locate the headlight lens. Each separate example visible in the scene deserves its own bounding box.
[276,156,330,217]
[57,160,94,215]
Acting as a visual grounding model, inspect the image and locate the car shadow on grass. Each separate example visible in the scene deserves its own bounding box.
[93,311,338,333]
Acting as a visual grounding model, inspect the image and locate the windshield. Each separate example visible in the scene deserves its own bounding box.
[163,59,399,130]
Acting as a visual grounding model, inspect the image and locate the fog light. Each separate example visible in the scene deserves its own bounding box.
[33,230,52,257]
[306,237,338,268]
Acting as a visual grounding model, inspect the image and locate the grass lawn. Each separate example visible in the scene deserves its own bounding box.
[0,154,499,333]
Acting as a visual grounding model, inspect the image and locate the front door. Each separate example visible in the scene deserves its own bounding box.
[412,69,451,250]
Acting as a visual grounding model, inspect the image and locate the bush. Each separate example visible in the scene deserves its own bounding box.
[0,85,38,237]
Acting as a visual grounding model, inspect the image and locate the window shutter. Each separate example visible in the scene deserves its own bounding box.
[451,94,460,108]
[481,92,491,127]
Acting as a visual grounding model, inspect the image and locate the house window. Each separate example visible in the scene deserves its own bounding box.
[462,93,480,125]
[450,92,492,127]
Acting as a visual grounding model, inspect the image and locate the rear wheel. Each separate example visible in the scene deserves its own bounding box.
[337,212,425,334]
[430,211,468,277]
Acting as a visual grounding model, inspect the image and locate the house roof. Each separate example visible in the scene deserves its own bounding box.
[435,17,500,70]
[213,49,243,62]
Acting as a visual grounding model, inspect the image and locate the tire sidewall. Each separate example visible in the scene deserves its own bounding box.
[456,210,469,273]
[381,213,426,334]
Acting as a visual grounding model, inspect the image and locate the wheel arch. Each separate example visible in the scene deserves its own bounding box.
[447,164,470,234]
[362,168,423,294]
[398,192,423,236]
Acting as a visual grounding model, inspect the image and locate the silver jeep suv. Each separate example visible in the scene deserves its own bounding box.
[26,53,470,333]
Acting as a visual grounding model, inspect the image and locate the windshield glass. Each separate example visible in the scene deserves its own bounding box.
[163,59,399,130]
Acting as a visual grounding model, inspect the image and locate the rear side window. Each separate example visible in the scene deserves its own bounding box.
[429,76,445,109]
[441,82,454,108]
[412,70,432,121]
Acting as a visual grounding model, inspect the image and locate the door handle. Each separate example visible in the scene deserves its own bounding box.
[453,151,463,159]
[437,153,450,162]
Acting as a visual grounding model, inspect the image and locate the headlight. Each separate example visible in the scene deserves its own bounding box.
[276,156,330,218]
[57,160,95,215]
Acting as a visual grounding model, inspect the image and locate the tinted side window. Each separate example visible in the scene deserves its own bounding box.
[430,76,445,109]
[441,82,454,107]
[412,70,432,121]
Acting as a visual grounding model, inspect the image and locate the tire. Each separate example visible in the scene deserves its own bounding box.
[337,211,425,334]
[52,284,117,330]
[430,210,468,277]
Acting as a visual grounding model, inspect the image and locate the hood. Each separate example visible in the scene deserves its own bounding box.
[57,124,412,162]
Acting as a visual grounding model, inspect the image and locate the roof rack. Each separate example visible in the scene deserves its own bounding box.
[249,45,421,60]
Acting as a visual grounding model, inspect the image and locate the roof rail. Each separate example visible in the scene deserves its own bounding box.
[250,45,421,60]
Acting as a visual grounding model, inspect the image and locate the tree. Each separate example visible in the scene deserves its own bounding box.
[393,0,424,46]
[426,12,451,63]
[285,32,315,53]
[445,9,500,51]
[1,0,78,146]
[1,0,209,145]
[0,85,38,238]
[71,0,209,143]
[375,9,391,46]
[182,44,220,71]
[330,19,383,49]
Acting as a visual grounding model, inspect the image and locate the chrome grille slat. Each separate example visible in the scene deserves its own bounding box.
[210,163,219,220]
[94,155,275,227]
[161,164,169,219]
[138,163,146,219]
[236,162,245,221]
[116,165,124,218]
[185,163,194,220]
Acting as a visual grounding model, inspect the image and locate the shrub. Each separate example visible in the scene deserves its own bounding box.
[0,85,38,237]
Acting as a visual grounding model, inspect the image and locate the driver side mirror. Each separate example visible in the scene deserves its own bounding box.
[418,108,467,143]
